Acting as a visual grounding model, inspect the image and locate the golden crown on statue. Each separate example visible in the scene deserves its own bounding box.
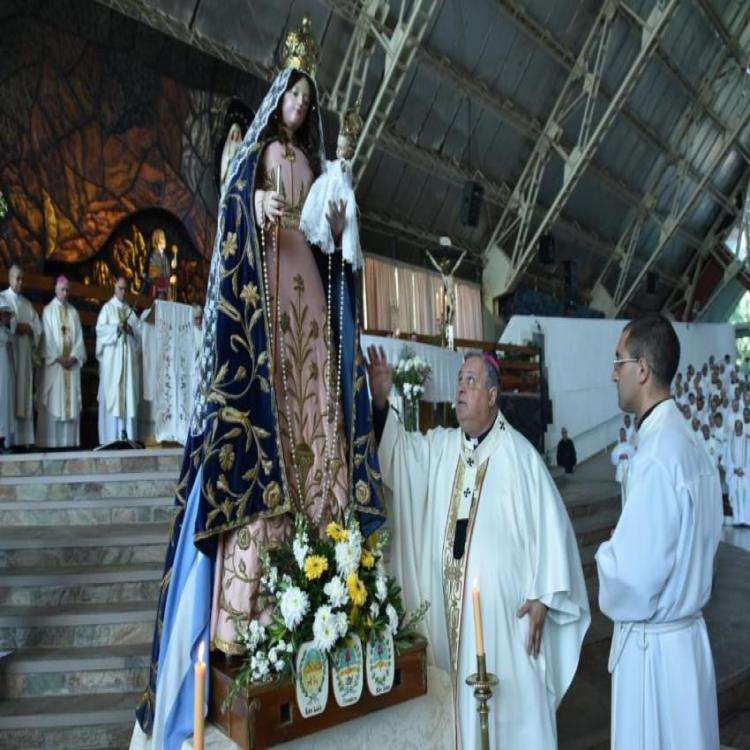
[281,14,320,78]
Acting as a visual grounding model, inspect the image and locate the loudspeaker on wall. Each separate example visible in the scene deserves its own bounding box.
[460,181,484,227]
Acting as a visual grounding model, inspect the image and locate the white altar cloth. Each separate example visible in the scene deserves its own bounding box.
[130,665,453,750]
[141,300,197,444]
[360,334,462,404]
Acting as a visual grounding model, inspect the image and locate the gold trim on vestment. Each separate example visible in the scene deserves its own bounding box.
[441,456,490,675]
[60,304,72,420]
[211,635,246,656]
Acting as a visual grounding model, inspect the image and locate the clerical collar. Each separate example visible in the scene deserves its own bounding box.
[463,422,493,449]
[636,397,672,430]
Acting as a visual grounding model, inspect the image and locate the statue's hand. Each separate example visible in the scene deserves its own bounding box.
[326,199,347,247]
[366,345,392,410]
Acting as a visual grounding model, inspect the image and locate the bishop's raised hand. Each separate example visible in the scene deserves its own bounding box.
[366,345,392,410]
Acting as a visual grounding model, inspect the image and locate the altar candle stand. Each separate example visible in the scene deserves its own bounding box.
[466,580,499,750]
[194,641,206,750]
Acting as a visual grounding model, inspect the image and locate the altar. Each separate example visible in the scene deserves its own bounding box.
[140,299,199,444]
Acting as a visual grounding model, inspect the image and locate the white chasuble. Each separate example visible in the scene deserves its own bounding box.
[724,433,750,525]
[39,298,85,415]
[96,297,142,442]
[597,400,722,750]
[380,409,589,749]
[0,320,13,441]
[0,288,41,444]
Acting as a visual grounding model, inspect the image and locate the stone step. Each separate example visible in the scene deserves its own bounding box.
[0,644,150,699]
[0,496,176,526]
[0,601,157,650]
[0,690,142,733]
[0,472,178,502]
[0,722,134,750]
[572,506,621,548]
[564,492,621,522]
[0,564,163,607]
[0,447,182,478]
[0,523,170,569]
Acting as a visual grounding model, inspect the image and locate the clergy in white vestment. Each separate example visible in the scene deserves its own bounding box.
[36,277,86,448]
[0,265,42,446]
[724,419,750,526]
[0,300,15,452]
[700,424,722,472]
[623,413,635,445]
[597,316,722,750]
[366,346,590,749]
[610,427,635,507]
[95,277,142,444]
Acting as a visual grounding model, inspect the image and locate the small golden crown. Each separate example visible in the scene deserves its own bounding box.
[341,103,364,143]
[280,14,320,79]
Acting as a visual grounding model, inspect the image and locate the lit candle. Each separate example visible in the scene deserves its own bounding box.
[472,579,485,657]
[194,640,206,750]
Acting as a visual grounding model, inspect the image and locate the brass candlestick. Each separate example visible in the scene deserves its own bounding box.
[465,654,498,750]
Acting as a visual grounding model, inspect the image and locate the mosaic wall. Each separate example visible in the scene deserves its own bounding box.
[0,0,264,300]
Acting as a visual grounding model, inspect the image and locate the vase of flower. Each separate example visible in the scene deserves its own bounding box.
[295,640,329,718]
[393,347,431,433]
[365,630,395,696]
[330,632,364,707]
[403,397,419,432]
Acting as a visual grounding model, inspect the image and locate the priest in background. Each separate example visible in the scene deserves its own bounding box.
[597,316,722,749]
[610,427,635,507]
[37,276,86,448]
[724,418,750,526]
[367,346,589,748]
[0,299,14,453]
[556,426,577,474]
[0,264,41,448]
[96,277,141,444]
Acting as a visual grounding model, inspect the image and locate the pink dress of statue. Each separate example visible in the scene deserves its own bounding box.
[210,86,350,654]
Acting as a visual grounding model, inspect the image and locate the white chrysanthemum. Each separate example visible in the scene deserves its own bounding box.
[292,537,310,570]
[313,605,338,652]
[386,603,399,635]
[263,566,279,593]
[335,537,361,577]
[369,601,381,619]
[323,576,348,608]
[335,611,348,638]
[245,619,267,650]
[279,586,309,631]
[375,575,388,603]
[250,652,271,681]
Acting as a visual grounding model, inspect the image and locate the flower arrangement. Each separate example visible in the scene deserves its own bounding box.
[226,512,428,697]
[392,347,431,431]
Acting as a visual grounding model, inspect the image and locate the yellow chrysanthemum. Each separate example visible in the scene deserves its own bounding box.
[303,554,329,581]
[365,531,379,551]
[326,522,348,542]
[348,605,360,626]
[360,550,375,569]
[346,572,367,606]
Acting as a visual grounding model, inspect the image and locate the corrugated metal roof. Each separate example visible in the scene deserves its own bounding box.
[95,0,750,319]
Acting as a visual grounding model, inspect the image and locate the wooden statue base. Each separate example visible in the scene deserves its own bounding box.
[209,639,428,749]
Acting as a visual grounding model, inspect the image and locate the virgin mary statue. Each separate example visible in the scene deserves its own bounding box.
[134,15,385,747]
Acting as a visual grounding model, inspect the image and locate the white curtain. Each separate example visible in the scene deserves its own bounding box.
[363,255,483,340]
[455,281,483,341]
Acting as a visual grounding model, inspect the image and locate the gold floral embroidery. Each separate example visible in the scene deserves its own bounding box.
[240,283,260,308]
[219,444,235,471]
[262,481,282,509]
[355,480,370,506]
[221,232,238,259]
